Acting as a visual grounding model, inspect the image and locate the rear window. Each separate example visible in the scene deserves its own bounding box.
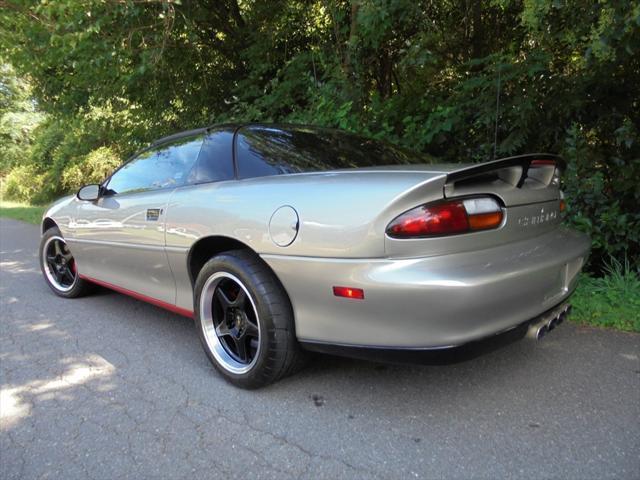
[236,126,427,179]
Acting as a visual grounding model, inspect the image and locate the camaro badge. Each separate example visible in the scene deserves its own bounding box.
[517,208,558,227]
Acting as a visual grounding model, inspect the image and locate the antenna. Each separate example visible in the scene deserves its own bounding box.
[493,62,501,160]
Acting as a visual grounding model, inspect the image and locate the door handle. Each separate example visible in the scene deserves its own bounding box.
[146,208,163,221]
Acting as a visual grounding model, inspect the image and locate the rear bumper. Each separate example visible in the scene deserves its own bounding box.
[262,227,590,348]
[300,301,571,365]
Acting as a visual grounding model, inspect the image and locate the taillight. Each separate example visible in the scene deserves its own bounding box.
[386,197,503,238]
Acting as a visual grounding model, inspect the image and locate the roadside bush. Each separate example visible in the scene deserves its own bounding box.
[3,164,47,203]
[562,123,640,274]
[61,147,121,191]
[3,101,149,203]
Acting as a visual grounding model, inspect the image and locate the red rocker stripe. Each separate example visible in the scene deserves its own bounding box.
[79,274,194,318]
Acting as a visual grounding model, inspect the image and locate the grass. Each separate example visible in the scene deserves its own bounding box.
[0,199,46,225]
[570,258,640,332]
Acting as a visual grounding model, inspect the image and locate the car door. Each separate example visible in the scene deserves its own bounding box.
[164,128,237,311]
[71,134,204,304]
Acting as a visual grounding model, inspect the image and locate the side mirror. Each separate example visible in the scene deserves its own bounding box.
[77,184,101,201]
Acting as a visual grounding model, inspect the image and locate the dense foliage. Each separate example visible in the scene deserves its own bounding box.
[1,0,638,272]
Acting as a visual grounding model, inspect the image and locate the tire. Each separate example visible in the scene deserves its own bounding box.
[194,249,306,388]
[40,227,93,298]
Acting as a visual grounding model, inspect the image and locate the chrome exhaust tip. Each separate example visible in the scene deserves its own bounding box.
[557,312,566,325]
[527,303,571,341]
[528,321,549,340]
[536,324,548,340]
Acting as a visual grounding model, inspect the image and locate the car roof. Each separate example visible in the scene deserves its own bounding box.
[150,128,207,146]
[149,123,357,148]
[150,123,242,147]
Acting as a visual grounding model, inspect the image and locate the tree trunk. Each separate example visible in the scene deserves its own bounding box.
[377,49,393,99]
[470,0,483,59]
[343,0,360,81]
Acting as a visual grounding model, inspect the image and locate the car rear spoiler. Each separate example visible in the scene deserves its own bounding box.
[443,154,565,205]
[446,154,565,188]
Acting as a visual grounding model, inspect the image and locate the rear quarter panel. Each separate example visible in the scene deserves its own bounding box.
[165,171,446,309]
[165,171,446,257]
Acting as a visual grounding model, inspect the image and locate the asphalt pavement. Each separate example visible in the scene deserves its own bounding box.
[1,217,639,479]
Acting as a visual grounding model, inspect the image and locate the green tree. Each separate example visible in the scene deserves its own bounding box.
[0,63,44,175]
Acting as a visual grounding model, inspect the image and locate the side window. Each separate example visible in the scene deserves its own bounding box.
[105,136,203,195]
[188,131,235,184]
[236,129,303,179]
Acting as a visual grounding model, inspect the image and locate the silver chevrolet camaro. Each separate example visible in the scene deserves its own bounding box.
[40,124,590,388]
